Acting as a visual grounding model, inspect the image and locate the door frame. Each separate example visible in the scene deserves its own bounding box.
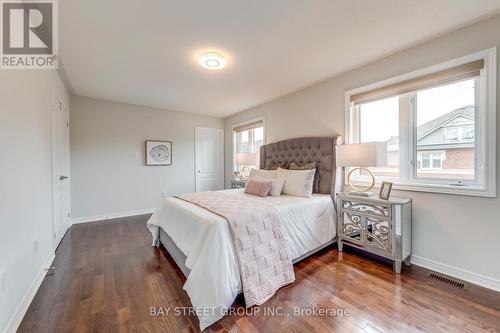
[50,88,71,250]
[194,127,224,192]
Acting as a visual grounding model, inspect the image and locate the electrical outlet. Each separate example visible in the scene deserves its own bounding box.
[0,270,5,293]
[133,152,140,159]
[161,191,168,198]
[34,240,39,255]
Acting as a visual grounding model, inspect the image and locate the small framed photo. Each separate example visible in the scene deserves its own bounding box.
[379,181,393,200]
[146,140,172,166]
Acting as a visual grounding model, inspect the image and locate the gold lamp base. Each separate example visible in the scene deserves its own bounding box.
[241,166,251,180]
[347,167,375,196]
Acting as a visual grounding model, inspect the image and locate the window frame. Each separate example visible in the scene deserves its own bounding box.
[232,117,266,172]
[344,48,496,197]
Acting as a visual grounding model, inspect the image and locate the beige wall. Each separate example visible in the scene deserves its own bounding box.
[224,15,500,289]
[70,96,223,219]
[0,70,70,332]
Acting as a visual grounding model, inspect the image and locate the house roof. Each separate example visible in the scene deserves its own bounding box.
[417,105,474,139]
[386,105,474,146]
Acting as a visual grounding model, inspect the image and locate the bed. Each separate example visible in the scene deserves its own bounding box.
[147,136,343,330]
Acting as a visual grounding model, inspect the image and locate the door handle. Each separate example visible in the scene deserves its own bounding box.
[59,175,69,180]
[197,170,201,173]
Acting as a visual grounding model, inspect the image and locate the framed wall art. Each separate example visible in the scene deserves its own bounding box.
[145,140,172,166]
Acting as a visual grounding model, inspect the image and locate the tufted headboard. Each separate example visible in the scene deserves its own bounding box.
[259,136,342,195]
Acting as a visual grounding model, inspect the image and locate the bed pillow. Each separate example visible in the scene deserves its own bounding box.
[244,179,272,197]
[251,176,286,197]
[289,161,319,192]
[249,168,277,179]
[276,167,316,198]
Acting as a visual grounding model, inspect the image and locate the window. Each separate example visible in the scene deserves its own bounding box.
[415,79,476,181]
[346,49,496,197]
[445,127,459,141]
[418,151,444,170]
[353,96,400,179]
[462,126,474,140]
[233,119,264,172]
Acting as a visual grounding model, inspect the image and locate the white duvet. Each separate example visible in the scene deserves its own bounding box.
[147,189,336,330]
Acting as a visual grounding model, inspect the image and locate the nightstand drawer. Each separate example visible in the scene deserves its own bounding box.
[341,199,391,219]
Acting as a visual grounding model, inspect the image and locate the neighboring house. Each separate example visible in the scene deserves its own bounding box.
[383,105,475,180]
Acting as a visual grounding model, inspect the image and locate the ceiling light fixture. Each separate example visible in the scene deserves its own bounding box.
[198,52,226,70]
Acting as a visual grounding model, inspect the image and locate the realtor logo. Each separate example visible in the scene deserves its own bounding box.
[1,0,58,69]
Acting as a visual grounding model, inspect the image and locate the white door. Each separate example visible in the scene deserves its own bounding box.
[51,92,71,250]
[195,127,224,192]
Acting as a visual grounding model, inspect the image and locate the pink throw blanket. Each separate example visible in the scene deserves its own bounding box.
[175,191,295,307]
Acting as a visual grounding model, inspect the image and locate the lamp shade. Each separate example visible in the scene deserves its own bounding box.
[236,152,257,166]
[336,142,387,167]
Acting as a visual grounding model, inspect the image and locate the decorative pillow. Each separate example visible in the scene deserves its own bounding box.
[244,179,272,197]
[264,161,289,170]
[289,161,319,191]
[251,176,286,197]
[249,168,276,179]
[289,161,316,170]
[276,167,316,198]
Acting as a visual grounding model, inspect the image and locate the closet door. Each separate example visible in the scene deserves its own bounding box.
[51,92,71,250]
[195,127,224,192]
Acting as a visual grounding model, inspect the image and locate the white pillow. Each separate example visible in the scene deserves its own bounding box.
[276,167,316,198]
[249,168,276,180]
[251,176,285,197]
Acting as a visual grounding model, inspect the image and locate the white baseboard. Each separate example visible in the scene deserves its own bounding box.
[71,208,156,224]
[2,252,55,333]
[411,255,500,292]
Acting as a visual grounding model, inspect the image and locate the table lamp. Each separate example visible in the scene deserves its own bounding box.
[236,152,257,180]
[336,142,387,196]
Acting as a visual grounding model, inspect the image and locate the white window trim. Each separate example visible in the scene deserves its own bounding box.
[344,48,496,198]
[231,116,266,171]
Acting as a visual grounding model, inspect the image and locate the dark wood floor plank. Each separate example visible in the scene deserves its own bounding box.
[17,215,500,333]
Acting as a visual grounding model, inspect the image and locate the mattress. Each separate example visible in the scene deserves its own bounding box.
[147,189,336,330]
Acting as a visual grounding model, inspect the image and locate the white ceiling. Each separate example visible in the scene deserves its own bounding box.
[60,0,500,118]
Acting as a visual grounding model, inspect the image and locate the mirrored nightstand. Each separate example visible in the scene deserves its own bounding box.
[336,192,412,273]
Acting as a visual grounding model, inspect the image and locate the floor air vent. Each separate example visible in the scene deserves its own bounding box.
[427,272,469,290]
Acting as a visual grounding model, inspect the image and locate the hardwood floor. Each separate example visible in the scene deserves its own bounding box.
[18,215,500,333]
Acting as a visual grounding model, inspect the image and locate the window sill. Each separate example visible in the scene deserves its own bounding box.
[347,180,496,198]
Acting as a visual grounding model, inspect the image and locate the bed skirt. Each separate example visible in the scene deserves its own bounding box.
[159,228,337,279]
